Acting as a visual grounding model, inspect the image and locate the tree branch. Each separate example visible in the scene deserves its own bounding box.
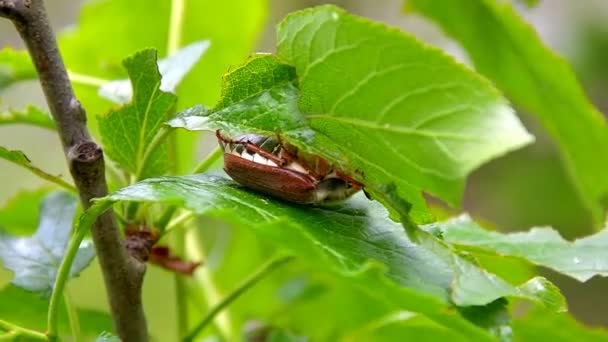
[0,1,148,341]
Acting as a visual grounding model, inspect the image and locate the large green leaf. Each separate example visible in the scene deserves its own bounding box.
[0,105,55,129]
[428,214,608,282]
[171,6,533,221]
[407,0,608,225]
[0,47,36,91]
[97,49,176,179]
[0,192,94,292]
[94,174,564,338]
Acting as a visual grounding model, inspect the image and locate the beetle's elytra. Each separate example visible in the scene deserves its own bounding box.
[216,130,362,204]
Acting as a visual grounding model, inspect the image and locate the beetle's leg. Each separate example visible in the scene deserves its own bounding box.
[242,142,286,166]
[216,129,239,151]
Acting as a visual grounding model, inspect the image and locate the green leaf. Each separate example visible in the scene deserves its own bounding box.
[427,214,608,282]
[277,5,532,210]
[0,192,95,292]
[169,55,304,135]
[59,0,268,173]
[95,174,563,336]
[172,6,533,221]
[0,188,50,235]
[97,49,176,179]
[98,41,210,104]
[0,285,113,339]
[407,0,608,225]
[0,47,36,90]
[0,105,55,129]
[0,146,75,192]
[512,307,608,342]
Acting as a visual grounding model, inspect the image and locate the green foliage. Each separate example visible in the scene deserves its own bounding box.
[59,0,268,173]
[0,47,36,90]
[99,41,210,104]
[172,6,533,222]
[0,285,113,340]
[0,0,606,340]
[512,307,608,341]
[0,189,49,235]
[0,192,94,292]
[407,0,608,225]
[98,49,176,180]
[0,105,55,129]
[92,174,562,336]
[428,214,608,282]
[0,146,75,191]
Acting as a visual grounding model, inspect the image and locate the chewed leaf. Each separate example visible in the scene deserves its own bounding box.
[99,41,210,104]
[0,192,95,292]
[96,173,565,333]
[428,214,608,282]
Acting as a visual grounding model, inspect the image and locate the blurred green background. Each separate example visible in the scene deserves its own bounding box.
[1,0,607,340]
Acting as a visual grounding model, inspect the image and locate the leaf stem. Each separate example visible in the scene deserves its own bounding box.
[67,71,109,88]
[24,163,77,192]
[185,228,231,340]
[0,319,47,341]
[167,0,185,54]
[47,226,88,340]
[192,147,222,174]
[135,126,174,181]
[183,255,294,342]
[164,210,195,234]
[173,231,189,339]
[63,290,82,342]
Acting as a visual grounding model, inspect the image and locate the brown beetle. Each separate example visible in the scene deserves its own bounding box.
[216,130,361,204]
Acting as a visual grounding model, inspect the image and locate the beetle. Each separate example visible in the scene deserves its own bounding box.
[216,130,362,204]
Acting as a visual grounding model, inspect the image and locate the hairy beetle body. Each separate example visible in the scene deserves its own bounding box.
[216,131,361,204]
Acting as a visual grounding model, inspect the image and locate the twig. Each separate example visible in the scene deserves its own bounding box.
[0,1,148,341]
[0,319,47,341]
[183,255,294,341]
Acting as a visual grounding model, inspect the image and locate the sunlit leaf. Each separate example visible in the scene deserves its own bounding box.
[97,49,176,179]
[0,192,94,292]
[407,0,608,225]
[171,6,534,221]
